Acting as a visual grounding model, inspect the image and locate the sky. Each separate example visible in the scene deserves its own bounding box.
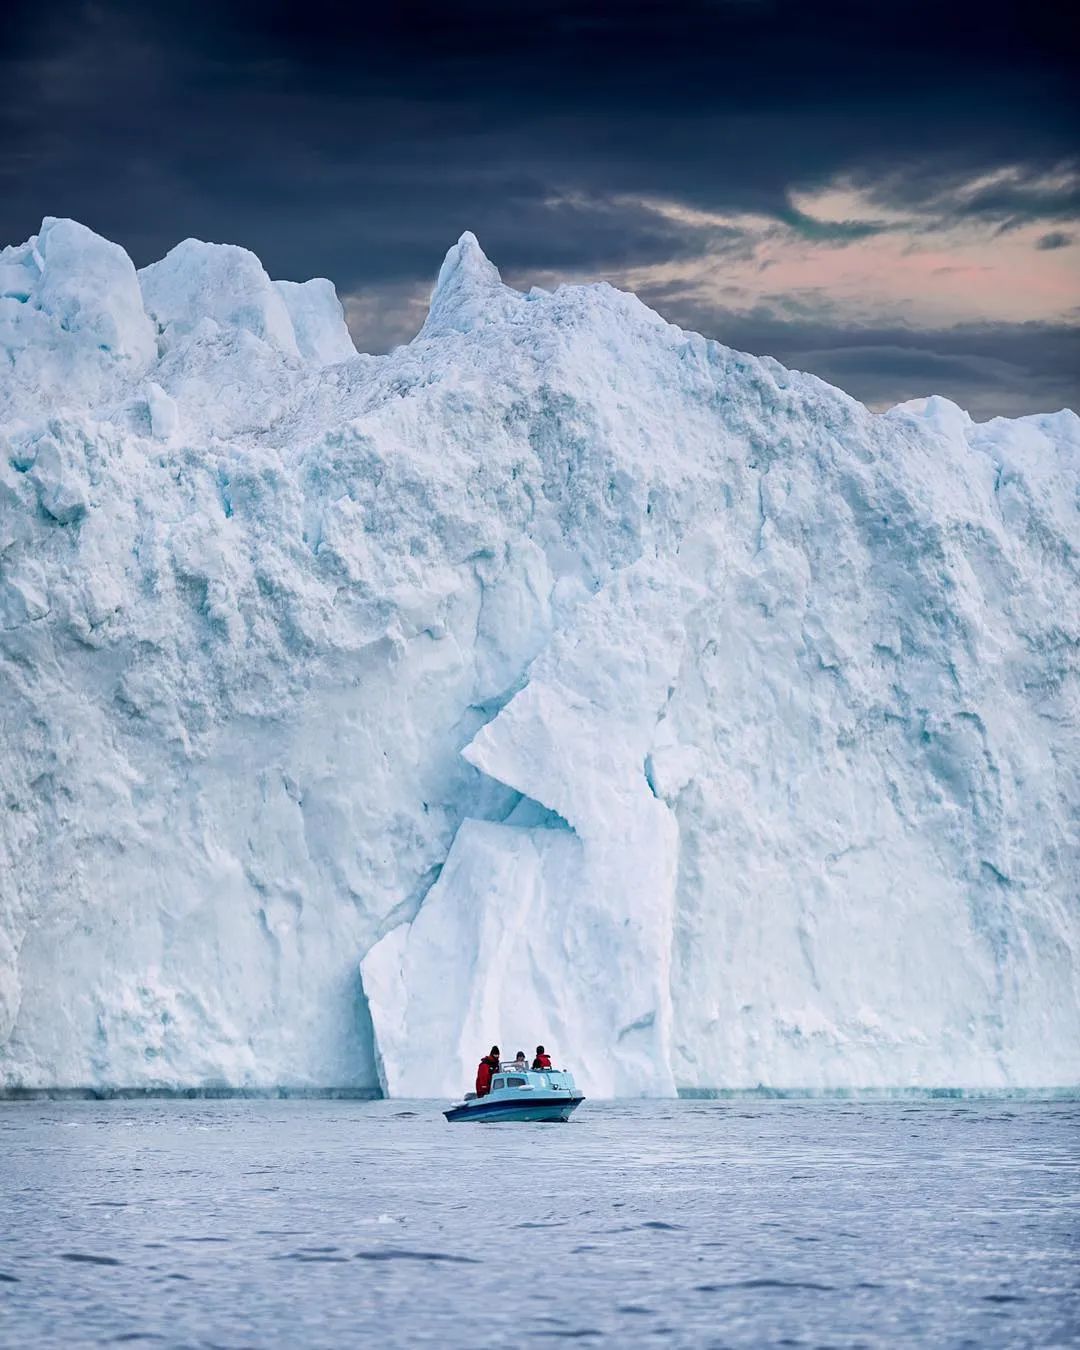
[2,0,1077,417]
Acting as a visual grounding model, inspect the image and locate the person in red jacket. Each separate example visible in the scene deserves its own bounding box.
[475,1046,500,1097]
[532,1045,552,1070]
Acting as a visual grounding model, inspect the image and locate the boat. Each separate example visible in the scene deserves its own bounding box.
[443,1066,585,1122]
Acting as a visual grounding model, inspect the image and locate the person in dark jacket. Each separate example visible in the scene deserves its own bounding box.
[532,1045,552,1070]
[476,1046,500,1097]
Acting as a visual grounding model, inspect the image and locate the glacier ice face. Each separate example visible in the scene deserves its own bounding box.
[1,219,1078,1096]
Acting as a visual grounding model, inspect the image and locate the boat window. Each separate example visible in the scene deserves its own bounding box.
[492,1078,504,1090]
[505,1076,526,1087]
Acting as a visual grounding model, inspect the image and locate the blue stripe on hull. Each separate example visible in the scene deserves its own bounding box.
[443,1096,584,1123]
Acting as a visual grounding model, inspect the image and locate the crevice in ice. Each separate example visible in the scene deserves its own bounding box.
[753,469,770,555]
[0,608,53,633]
[796,924,821,993]
[350,966,384,1098]
[217,469,233,519]
[369,862,445,944]
[617,1010,656,1041]
[980,859,1011,887]
[369,1034,389,1098]
[500,793,573,832]
[465,678,526,724]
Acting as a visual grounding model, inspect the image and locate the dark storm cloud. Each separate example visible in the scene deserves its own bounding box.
[3,0,1076,279]
[855,162,1080,230]
[1,0,1077,411]
[1036,231,1074,250]
[780,327,1080,420]
[772,206,893,244]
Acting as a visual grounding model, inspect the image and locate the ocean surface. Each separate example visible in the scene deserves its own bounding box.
[1,1097,1077,1347]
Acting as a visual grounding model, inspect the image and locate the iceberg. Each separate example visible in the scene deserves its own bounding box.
[1,218,1077,1096]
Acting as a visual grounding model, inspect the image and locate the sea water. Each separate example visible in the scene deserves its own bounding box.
[1,1099,1076,1346]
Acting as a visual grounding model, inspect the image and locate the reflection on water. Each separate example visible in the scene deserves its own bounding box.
[1,1098,1077,1346]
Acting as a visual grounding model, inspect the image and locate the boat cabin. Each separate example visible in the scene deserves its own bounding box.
[465,1067,577,1101]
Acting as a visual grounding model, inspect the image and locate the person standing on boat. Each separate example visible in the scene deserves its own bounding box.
[513,1051,528,1072]
[532,1045,552,1070]
[476,1046,500,1097]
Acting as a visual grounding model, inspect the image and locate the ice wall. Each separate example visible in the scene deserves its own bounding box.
[1,218,1077,1095]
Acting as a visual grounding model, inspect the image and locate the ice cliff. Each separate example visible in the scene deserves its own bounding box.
[1,218,1077,1097]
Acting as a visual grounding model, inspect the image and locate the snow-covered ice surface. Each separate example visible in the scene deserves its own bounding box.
[2,1099,1078,1348]
[1,218,1077,1095]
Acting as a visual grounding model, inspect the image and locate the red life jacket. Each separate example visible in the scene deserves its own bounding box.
[475,1057,497,1097]
[533,1052,552,1070]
